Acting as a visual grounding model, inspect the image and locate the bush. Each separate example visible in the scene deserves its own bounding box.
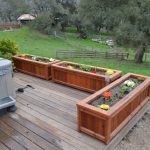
[28,13,53,34]
[0,39,19,60]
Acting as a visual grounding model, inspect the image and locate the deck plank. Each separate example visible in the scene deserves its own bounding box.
[8,113,79,150]
[14,106,100,150]
[1,116,61,150]
[0,130,26,150]
[0,120,43,150]
[0,142,9,150]
[15,73,89,99]
[0,72,149,150]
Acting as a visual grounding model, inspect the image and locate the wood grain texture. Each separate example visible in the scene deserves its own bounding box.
[0,23,20,29]
[0,73,149,150]
[77,73,150,144]
[12,55,60,80]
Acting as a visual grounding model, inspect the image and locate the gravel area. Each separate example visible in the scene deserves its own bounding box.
[114,108,150,150]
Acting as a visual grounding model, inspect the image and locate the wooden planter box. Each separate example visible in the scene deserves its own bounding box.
[77,73,150,144]
[51,61,122,93]
[12,54,60,80]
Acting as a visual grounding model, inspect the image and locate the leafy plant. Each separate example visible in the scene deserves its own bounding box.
[120,85,130,94]
[79,64,91,72]
[0,39,19,60]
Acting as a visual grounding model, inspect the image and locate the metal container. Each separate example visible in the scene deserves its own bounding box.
[0,58,16,99]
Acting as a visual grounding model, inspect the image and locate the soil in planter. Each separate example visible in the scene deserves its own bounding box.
[90,77,143,109]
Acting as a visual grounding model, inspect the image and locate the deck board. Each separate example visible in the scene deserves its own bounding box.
[0,72,149,150]
[0,142,9,150]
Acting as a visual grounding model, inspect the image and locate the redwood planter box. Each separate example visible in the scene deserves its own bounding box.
[77,73,150,144]
[51,61,122,93]
[12,54,60,80]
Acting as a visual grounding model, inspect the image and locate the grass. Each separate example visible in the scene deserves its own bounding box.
[66,26,78,33]
[0,27,149,76]
[0,27,74,58]
[65,35,109,51]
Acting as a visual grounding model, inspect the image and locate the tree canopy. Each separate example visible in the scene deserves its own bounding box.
[79,0,150,63]
[0,0,149,63]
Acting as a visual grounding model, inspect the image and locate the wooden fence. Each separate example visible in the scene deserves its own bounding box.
[0,23,20,29]
[56,50,129,60]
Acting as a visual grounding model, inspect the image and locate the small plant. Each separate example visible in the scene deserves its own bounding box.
[97,104,110,110]
[120,80,136,94]
[123,80,135,88]
[79,64,91,72]
[103,91,112,100]
[0,39,19,60]
[120,85,130,94]
[85,65,91,72]
[67,65,74,69]
[106,69,114,76]
[49,58,55,62]
[90,66,97,74]
[30,55,55,63]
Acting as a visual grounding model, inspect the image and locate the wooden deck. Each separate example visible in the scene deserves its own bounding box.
[0,73,149,150]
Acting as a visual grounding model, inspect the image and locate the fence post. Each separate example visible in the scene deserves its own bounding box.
[144,54,147,62]
[105,52,108,58]
[56,50,58,58]
[94,50,97,58]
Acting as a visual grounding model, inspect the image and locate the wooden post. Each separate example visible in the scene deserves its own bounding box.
[105,118,111,144]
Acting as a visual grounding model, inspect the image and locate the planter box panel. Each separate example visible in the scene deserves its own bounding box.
[52,68,67,82]
[77,73,150,144]
[110,86,149,133]
[52,61,122,93]
[79,110,106,136]
[13,55,59,80]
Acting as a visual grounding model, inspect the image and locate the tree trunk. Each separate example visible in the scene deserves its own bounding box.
[134,45,146,64]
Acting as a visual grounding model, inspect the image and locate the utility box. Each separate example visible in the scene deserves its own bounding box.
[0,58,16,112]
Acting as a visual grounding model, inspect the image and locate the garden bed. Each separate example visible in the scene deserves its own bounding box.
[51,61,122,93]
[12,54,60,80]
[77,73,150,144]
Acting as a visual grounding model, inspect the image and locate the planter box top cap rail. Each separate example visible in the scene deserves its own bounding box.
[52,61,122,83]
[13,54,57,64]
[77,73,150,116]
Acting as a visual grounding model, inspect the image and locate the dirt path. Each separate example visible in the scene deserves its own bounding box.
[115,108,150,150]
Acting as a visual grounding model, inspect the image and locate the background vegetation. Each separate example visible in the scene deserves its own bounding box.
[0,27,149,76]
[0,0,149,75]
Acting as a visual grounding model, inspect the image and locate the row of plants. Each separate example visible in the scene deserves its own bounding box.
[91,78,143,110]
[17,54,55,63]
[61,63,114,76]
[12,54,60,80]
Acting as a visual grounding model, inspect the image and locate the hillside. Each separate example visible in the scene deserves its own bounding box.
[0,27,149,76]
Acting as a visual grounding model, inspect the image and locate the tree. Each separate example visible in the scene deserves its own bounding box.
[29,12,53,34]
[79,0,128,33]
[57,0,78,14]
[30,0,69,32]
[115,0,150,63]
[79,0,150,63]
[0,0,30,22]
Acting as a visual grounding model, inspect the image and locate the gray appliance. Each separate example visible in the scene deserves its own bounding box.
[0,58,16,114]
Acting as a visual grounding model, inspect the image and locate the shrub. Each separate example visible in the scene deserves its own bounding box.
[0,39,19,60]
[28,13,53,34]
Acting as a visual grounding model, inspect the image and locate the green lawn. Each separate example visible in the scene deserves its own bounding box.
[0,27,149,76]
[0,27,74,57]
[65,35,109,50]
